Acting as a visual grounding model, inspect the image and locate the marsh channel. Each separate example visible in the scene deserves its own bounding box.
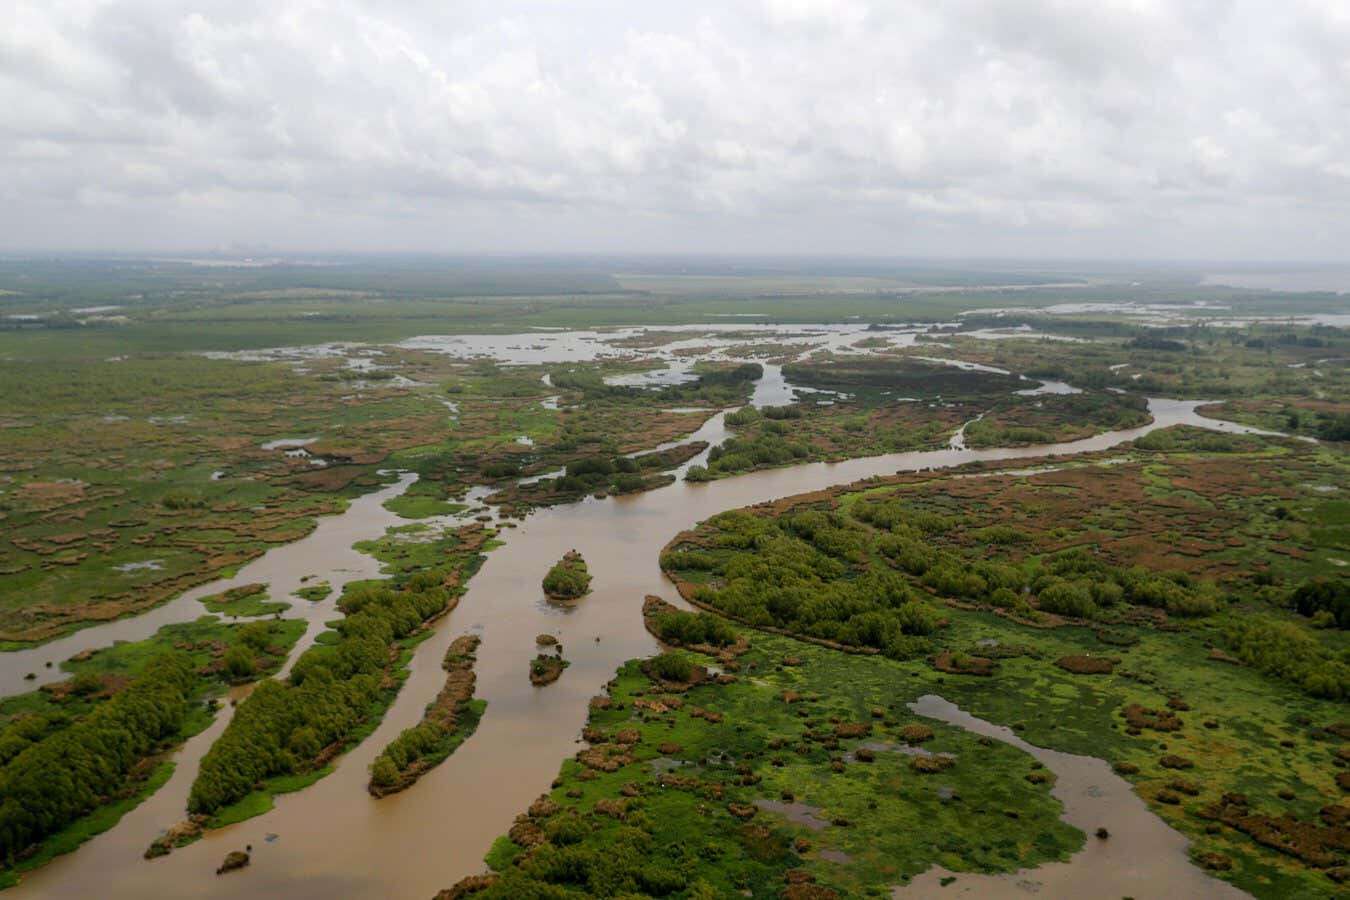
[3,324,1272,898]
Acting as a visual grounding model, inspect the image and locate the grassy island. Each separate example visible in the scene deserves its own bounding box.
[542,551,593,601]
[369,634,485,797]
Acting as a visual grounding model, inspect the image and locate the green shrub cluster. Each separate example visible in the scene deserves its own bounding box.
[690,513,941,659]
[666,495,1234,663]
[550,448,686,496]
[0,654,194,862]
[864,499,1221,620]
[1221,616,1349,699]
[652,610,736,647]
[542,554,592,599]
[1290,577,1349,628]
[646,652,696,682]
[369,699,484,791]
[188,575,450,815]
[706,430,812,475]
[479,826,693,898]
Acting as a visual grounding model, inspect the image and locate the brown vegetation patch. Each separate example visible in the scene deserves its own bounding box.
[1168,778,1202,796]
[435,874,499,899]
[529,654,567,687]
[576,746,634,773]
[910,754,956,773]
[931,650,996,677]
[899,724,934,745]
[508,816,545,848]
[143,815,206,859]
[1193,851,1233,871]
[1055,654,1116,675]
[594,797,628,820]
[1123,703,1183,733]
[1197,794,1349,869]
[528,795,559,819]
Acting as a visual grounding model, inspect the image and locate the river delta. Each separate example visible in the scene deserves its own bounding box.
[1,265,1347,898]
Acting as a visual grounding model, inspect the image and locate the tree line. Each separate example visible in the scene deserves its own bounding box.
[0,654,194,864]
[188,574,451,816]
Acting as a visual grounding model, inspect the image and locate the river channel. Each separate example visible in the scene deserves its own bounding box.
[5,336,1277,898]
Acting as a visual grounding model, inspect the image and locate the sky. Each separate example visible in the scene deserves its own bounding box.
[2,0,1349,259]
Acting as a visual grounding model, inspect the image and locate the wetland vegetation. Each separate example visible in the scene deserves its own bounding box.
[646,431,1349,895]
[543,551,593,601]
[369,634,485,797]
[185,523,490,826]
[1,257,1346,898]
[0,615,303,886]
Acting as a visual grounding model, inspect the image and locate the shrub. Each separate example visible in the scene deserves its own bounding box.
[542,553,592,599]
[1222,616,1349,700]
[647,653,695,683]
[1290,578,1349,629]
[0,654,194,859]
[653,610,736,647]
[1036,580,1098,618]
[224,645,256,679]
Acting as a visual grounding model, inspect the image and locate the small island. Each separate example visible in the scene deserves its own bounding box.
[529,652,569,687]
[368,634,486,797]
[542,550,592,601]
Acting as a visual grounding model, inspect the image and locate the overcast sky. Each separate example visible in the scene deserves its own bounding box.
[2,1,1349,259]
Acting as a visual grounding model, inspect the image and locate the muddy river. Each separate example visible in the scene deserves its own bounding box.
[5,393,1269,899]
[4,326,1276,898]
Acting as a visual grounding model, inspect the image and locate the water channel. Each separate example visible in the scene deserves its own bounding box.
[4,330,1277,898]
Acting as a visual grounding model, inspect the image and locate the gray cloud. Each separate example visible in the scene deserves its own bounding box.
[1,0,1348,257]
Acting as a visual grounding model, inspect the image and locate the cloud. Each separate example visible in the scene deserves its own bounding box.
[0,0,1347,257]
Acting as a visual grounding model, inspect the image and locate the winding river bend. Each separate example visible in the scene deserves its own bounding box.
[8,394,1270,899]
[895,695,1247,899]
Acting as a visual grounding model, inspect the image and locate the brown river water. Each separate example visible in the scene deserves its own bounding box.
[7,397,1267,899]
[895,695,1246,899]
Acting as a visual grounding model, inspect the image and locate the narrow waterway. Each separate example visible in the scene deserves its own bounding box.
[8,397,1275,899]
[0,473,422,694]
[893,695,1248,899]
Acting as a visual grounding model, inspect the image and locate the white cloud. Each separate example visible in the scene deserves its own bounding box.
[0,0,1347,257]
